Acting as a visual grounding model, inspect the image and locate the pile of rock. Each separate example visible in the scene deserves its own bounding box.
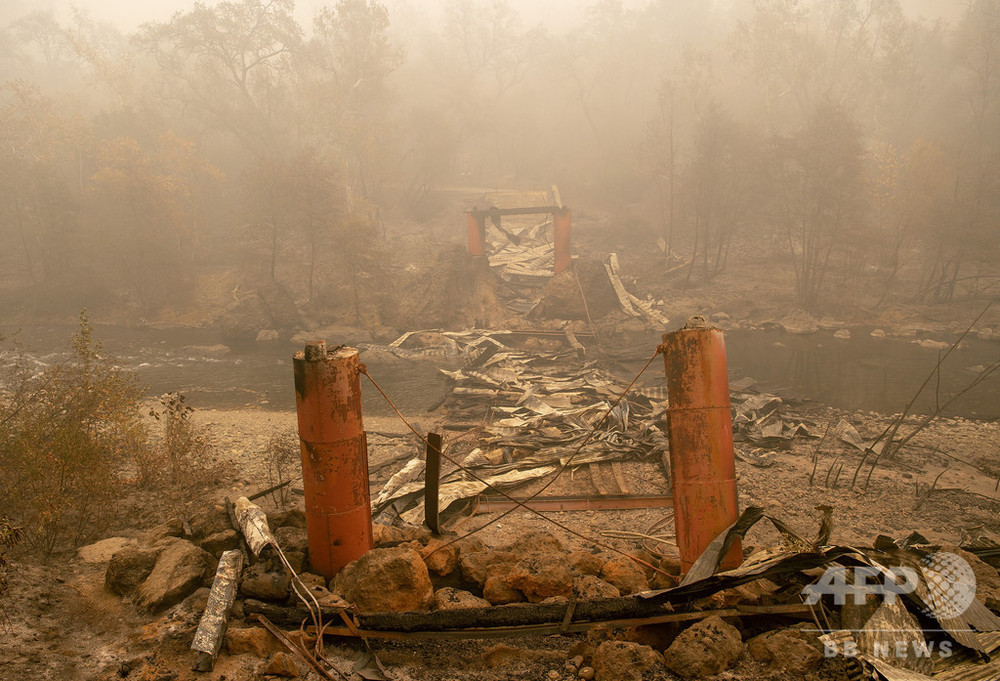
[86,506,837,680]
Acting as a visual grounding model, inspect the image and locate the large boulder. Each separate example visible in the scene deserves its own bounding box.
[568,550,604,577]
[663,616,743,678]
[274,526,309,554]
[420,537,458,577]
[592,641,663,681]
[483,576,526,605]
[198,529,239,558]
[226,626,282,658]
[188,505,232,539]
[459,548,512,589]
[434,587,491,611]
[600,556,649,596]
[506,553,573,603]
[333,547,434,613]
[240,563,291,601]
[136,540,215,611]
[105,546,159,596]
[80,537,137,564]
[747,627,823,673]
[573,575,620,600]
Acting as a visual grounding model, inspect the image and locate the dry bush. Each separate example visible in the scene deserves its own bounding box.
[0,310,147,555]
[147,392,213,486]
[265,427,300,508]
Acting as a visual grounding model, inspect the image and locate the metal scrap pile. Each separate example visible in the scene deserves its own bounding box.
[367,329,671,522]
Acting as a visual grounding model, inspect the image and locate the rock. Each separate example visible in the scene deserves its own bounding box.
[507,553,573,603]
[600,557,649,596]
[372,522,407,547]
[198,529,239,557]
[573,575,620,600]
[650,571,678,590]
[483,576,526,605]
[256,329,280,343]
[269,507,306,529]
[747,627,823,673]
[104,545,163,599]
[263,651,299,677]
[136,540,215,612]
[240,563,291,601]
[780,311,819,334]
[298,572,327,589]
[79,537,137,564]
[274,526,309,554]
[917,339,951,351]
[499,530,563,555]
[658,555,681,576]
[434,587,491,610]
[139,518,184,544]
[547,670,560,680]
[226,626,281,658]
[834,328,851,339]
[568,551,604,577]
[459,548,511,589]
[541,596,569,606]
[871,328,887,338]
[189,505,232,539]
[181,587,211,614]
[482,644,528,668]
[578,666,595,680]
[284,550,306,574]
[420,537,458,577]
[663,616,743,678]
[592,641,662,681]
[333,547,434,613]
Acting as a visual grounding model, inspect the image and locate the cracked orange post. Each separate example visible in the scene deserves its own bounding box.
[293,341,373,579]
[661,318,742,575]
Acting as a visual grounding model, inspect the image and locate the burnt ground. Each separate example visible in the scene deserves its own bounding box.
[2,396,997,681]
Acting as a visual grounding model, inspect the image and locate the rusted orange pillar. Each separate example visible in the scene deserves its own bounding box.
[553,208,571,274]
[293,341,373,579]
[661,317,741,575]
[467,211,486,257]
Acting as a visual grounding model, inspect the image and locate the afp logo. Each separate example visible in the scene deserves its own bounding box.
[802,552,977,621]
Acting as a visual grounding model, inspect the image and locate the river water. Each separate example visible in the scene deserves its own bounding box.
[2,324,998,419]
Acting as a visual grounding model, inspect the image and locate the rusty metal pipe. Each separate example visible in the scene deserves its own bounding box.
[553,208,571,273]
[466,212,486,257]
[293,341,373,579]
[661,318,741,574]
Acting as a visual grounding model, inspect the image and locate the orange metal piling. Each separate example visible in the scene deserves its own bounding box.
[467,212,486,257]
[661,318,742,575]
[293,341,373,579]
[553,208,572,274]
